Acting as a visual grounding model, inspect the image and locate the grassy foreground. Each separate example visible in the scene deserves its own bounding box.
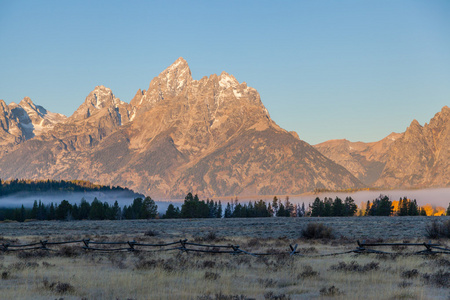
[0,231,449,300]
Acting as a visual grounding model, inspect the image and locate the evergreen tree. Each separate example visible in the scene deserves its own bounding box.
[332,197,344,216]
[399,197,408,216]
[163,204,180,218]
[224,203,232,218]
[79,198,90,220]
[323,197,333,217]
[37,200,46,220]
[112,200,121,220]
[310,197,323,217]
[369,195,393,216]
[130,197,144,219]
[72,203,80,220]
[267,203,274,217]
[48,203,56,220]
[408,199,419,216]
[89,198,105,220]
[141,196,158,219]
[30,200,38,219]
[365,200,371,216]
[284,196,293,217]
[447,203,450,216]
[20,205,26,222]
[277,203,286,217]
[420,207,427,216]
[344,197,357,216]
[180,193,209,218]
[272,196,279,216]
[217,201,223,218]
[56,200,72,220]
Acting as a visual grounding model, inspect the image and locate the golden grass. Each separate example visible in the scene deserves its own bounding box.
[0,234,449,299]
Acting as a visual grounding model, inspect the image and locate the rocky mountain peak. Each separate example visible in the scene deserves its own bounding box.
[157,57,192,91]
[19,97,33,106]
[409,119,422,129]
[69,85,124,121]
[218,72,239,89]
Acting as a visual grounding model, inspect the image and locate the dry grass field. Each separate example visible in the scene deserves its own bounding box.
[1,216,449,299]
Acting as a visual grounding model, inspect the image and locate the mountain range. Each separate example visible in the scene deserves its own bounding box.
[0,58,448,198]
[314,106,450,189]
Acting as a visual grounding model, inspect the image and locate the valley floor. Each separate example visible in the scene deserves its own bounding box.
[1,217,449,299]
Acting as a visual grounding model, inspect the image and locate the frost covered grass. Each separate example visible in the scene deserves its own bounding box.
[0,231,449,299]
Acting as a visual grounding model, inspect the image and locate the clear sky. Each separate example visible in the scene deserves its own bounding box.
[1,0,449,145]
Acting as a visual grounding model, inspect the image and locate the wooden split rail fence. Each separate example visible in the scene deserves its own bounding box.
[1,239,449,256]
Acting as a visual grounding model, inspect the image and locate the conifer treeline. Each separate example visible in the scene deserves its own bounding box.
[0,197,157,222]
[1,193,448,222]
[0,179,141,197]
[363,195,427,216]
[162,195,307,219]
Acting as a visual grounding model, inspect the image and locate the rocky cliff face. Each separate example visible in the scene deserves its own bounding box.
[316,106,450,190]
[0,98,66,154]
[0,58,363,198]
[374,106,450,188]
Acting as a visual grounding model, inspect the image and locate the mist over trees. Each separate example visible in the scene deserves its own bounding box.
[0,197,157,222]
[1,191,448,222]
[0,179,141,197]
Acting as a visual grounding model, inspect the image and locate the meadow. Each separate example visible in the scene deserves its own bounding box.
[1,216,449,299]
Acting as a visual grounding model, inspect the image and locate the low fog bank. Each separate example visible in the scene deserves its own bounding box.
[0,191,177,214]
[285,188,450,208]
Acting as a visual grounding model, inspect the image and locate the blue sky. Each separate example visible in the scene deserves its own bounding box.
[1,0,449,144]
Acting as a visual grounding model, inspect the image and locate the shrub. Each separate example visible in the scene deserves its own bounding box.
[43,279,75,294]
[330,261,379,273]
[425,220,441,239]
[264,292,291,300]
[401,269,419,279]
[301,223,334,239]
[425,219,450,239]
[319,286,343,296]
[422,270,450,288]
[144,230,158,237]
[297,265,319,278]
[441,220,450,238]
[204,271,220,280]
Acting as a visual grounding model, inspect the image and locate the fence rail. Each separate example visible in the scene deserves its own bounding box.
[1,238,449,256]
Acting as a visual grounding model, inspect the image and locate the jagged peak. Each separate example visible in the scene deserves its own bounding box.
[150,57,193,93]
[218,71,239,89]
[410,119,421,127]
[168,57,189,70]
[91,85,113,96]
[160,57,191,79]
[19,97,34,106]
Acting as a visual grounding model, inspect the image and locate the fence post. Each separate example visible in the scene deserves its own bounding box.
[82,239,90,250]
[179,239,187,253]
[231,245,241,255]
[40,240,48,250]
[422,241,433,254]
[356,240,365,253]
[289,244,298,256]
[127,241,136,251]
